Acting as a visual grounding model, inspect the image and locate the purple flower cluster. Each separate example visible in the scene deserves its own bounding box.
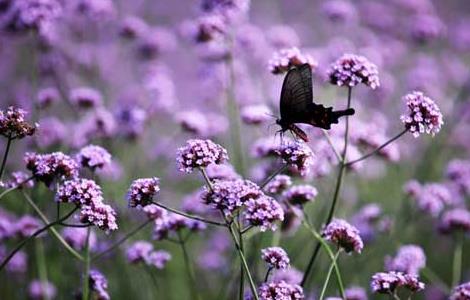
[282,185,318,206]
[28,280,57,300]
[36,87,60,109]
[1,0,62,33]
[410,14,445,44]
[69,87,103,109]
[176,139,229,173]
[0,107,36,139]
[62,227,97,251]
[261,247,290,269]
[126,177,160,207]
[244,196,284,231]
[450,282,470,300]
[89,269,110,300]
[351,203,390,242]
[142,204,167,220]
[268,47,317,74]
[344,286,367,300]
[327,54,380,89]
[275,141,315,176]
[256,280,304,300]
[385,244,426,275]
[24,152,79,186]
[153,213,206,240]
[446,159,470,196]
[264,175,292,194]
[79,203,118,233]
[115,106,148,139]
[322,219,364,253]
[76,145,112,171]
[371,271,425,294]
[206,163,240,181]
[126,241,171,269]
[240,105,273,125]
[439,208,470,234]
[400,91,443,137]
[182,14,226,43]
[1,171,34,189]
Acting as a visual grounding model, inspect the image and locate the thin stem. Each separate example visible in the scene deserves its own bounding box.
[0,176,34,200]
[319,250,341,300]
[236,218,245,300]
[346,129,408,167]
[143,264,159,293]
[35,240,51,300]
[0,136,13,180]
[200,168,214,192]
[0,207,78,271]
[264,267,272,283]
[178,232,201,300]
[321,130,342,163]
[260,164,288,190]
[452,235,463,288]
[23,191,84,261]
[241,225,254,235]
[82,227,91,300]
[151,201,225,227]
[92,219,152,261]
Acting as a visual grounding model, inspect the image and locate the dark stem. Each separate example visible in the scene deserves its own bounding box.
[151,201,225,227]
[346,129,408,167]
[264,267,272,283]
[260,164,288,190]
[0,136,13,180]
[0,176,35,200]
[0,207,78,271]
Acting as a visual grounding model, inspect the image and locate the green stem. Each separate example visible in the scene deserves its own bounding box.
[36,240,51,300]
[82,227,91,300]
[321,130,342,163]
[151,201,225,227]
[260,164,288,190]
[452,235,463,288]
[200,167,214,192]
[178,232,201,300]
[0,136,13,180]
[23,192,84,261]
[237,218,245,300]
[319,250,341,300]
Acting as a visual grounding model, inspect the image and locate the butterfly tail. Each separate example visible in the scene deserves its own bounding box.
[332,108,355,119]
[319,108,355,129]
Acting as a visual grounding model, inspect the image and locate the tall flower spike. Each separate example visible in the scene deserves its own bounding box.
[327,53,380,89]
[400,91,443,137]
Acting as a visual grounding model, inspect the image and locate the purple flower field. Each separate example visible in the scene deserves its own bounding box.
[1,0,470,299]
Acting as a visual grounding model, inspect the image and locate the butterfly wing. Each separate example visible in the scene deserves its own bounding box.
[280,64,313,123]
[299,104,355,129]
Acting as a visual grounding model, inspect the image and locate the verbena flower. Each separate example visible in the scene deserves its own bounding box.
[176,139,229,173]
[69,87,103,109]
[61,227,97,251]
[206,164,240,181]
[256,280,304,300]
[446,159,470,196]
[251,137,282,158]
[2,171,34,189]
[35,117,66,148]
[385,244,426,275]
[323,219,364,253]
[275,141,315,176]
[439,208,470,234]
[400,91,443,137]
[28,280,57,300]
[1,249,27,274]
[126,241,155,264]
[410,14,445,44]
[241,104,273,125]
[321,0,357,24]
[89,269,110,300]
[344,286,367,300]
[261,247,290,269]
[115,106,148,139]
[450,282,470,300]
[282,185,318,206]
[76,145,112,171]
[153,213,206,240]
[327,54,380,89]
[264,175,292,194]
[25,152,79,186]
[147,250,172,269]
[15,215,41,238]
[36,87,60,109]
[55,178,103,206]
[0,106,36,139]
[244,196,284,231]
[3,0,62,32]
[271,267,303,285]
[405,181,452,217]
[371,271,425,294]
[268,47,317,74]
[142,204,167,220]
[182,14,226,43]
[79,203,118,233]
[126,177,160,208]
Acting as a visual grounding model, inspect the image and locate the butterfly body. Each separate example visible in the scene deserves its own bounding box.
[277,64,355,141]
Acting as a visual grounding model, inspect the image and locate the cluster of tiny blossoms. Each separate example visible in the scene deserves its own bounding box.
[153,213,206,240]
[256,280,304,300]
[24,152,79,186]
[275,142,315,176]
[126,240,171,269]
[450,282,470,300]
[370,271,425,294]
[327,54,380,89]
[0,106,36,139]
[176,139,229,173]
[88,270,110,300]
[264,175,292,194]
[261,247,290,269]
[400,91,443,137]
[126,177,160,207]
[76,145,112,171]
[282,185,318,206]
[322,219,364,253]
[385,244,426,275]
[244,196,284,231]
[268,47,317,74]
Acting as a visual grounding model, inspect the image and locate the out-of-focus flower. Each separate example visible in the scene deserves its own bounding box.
[323,219,364,253]
[15,215,41,238]
[126,241,154,264]
[241,104,273,125]
[135,27,177,60]
[0,107,36,139]
[35,117,66,148]
[2,171,34,189]
[275,141,314,176]
[255,280,304,300]
[126,177,160,208]
[119,16,149,39]
[76,145,111,171]
[410,14,445,44]
[0,248,27,274]
[244,195,284,231]
[371,271,425,294]
[282,185,318,206]
[115,106,147,139]
[405,181,452,217]
[385,245,426,275]
[62,227,97,251]
[261,247,290,269]
[321,0,357,24]
[268,47,318,74]
[271,267,303,285]
[401,91,443,137]
[25,152,79,186]
[200,0,250,22]
[450,282,470,300]
[351,203,389,242]
[198,230,231,270]
[36,87,60,109]
[439,208,470,234]
[153,213,206,240]
[181,14,226,43]
[3,0,62,33]
[251,137,281,158]
[264,175,292,194]
[69,87,102,109]
[89,269,110,300]
[446,159,470,196]
[266,25,300,49]
[327,54,380,89]
[142,204,167,220]
[28,280,57,300]
[205,164,240,181]
[147,250,171,269]
[176,139,229,173]
[344,286,367,300]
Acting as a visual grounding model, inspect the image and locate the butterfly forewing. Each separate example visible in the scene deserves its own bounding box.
[280,64,313,123]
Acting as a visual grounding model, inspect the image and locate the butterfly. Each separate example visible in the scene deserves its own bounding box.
[276,63,355,142]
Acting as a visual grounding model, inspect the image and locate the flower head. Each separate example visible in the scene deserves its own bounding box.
[0,107,36,139]
[256,280,304,300]
[176,139,229,173]
[36,87,60,109]
[275,142,314,176]
[406,181,452,216]
[439,208,470,234]
[371,271,424,294]
[89,270,110,300]
[344,286,367,300]
[385,245,426,275]
[244,196,284,231]
[153,213,206,240]
[76,145,111,171]
[62,227,97,251]
[323,219,364,253]
[55,178,103,206]
[268,47,317,74]
[2,171,34,189]
[450,282,470,300]
[261,247,290,269]
[126,241,154,264]
[142,204,167,220]
[15,215,41,238]
[70,87,102,109]
[241,105,273,125]
[264,175,292,194]
[79,202,118,233]
[446,159,470,196]
[28,280,57,300]
[327,54,380,89]
[400,91,443,137]
[126,177,160,208]
[25,152,79,186]
[282,185,318,206]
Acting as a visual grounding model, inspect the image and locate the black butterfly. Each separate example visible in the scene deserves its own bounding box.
[276,63,355,142]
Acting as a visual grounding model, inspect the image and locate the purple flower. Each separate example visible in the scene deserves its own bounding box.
[450,282,470,300]
[176,139,229,173]
[142,204,167,220]
[351,204,389,242]
[126,177,160,208]
[79,202,118,233]
[344,286,367,300]
[268,47,317,74]
[2,171,34,189]
[36,87,60,109]
[206,163,240,181]
[261,247,290,269]
[282,185,318,206]
[35,117,66,148]
[15,215,41,238]
[4,0,62,32]
[0,106,36,139]
[251,137,281,158]
[275,141,315,176]
[241,105,273,125]
[28,280,57,300]
[89,269,110,300]
[126,241,154,264]
[153,213,206,240]
[55,178,103,206]
[119,16,149,39]
[323,219,364,253]
[147,250,172,269]
[25,152,79,186]
[115,106,148,139]
[61,227,97,251]
[266,25,299,49]
[385,245,426,275]
[76,145,112,171]
[200,0,250,21]
[400,91,443,137]
[256,280,304,300]
[271,267,303,285]
[439,208,470,234]
[410,14,445,44]
[264,175,292,194]
[0,248,27,274]
[244,196,284,231]
[69,87,102,109]
[182,14,226,43]
[321,0,357,24]
[371,271,424,294]
[327,54,380,89]
[446,159,470,196]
